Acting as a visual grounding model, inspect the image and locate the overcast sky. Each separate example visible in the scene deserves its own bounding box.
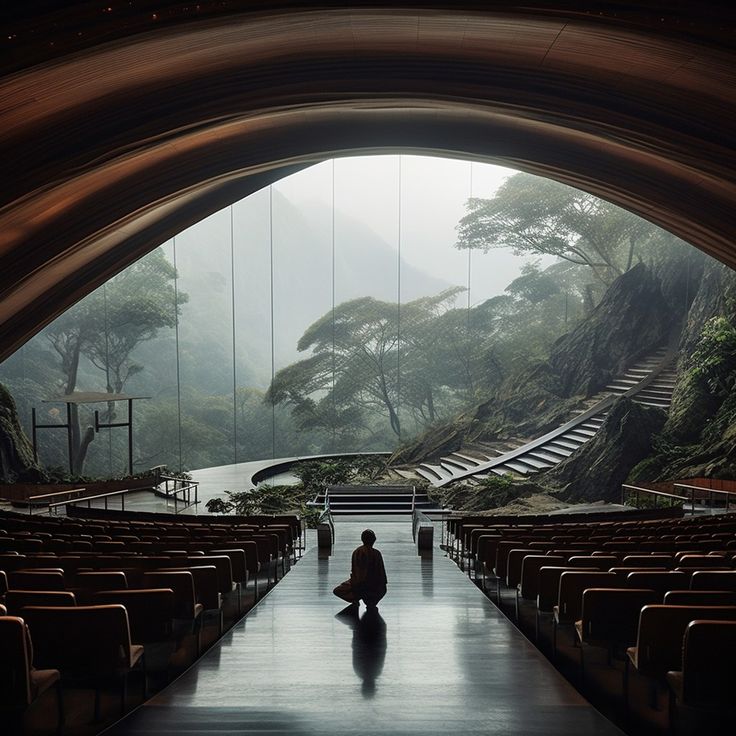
[272,154,545,305]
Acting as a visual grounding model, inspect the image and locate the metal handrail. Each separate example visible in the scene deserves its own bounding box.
[674,483,736,513]
[621,483,689,513]
[49,486,137,514]
[157,474,199,514]
[27,487,87,515]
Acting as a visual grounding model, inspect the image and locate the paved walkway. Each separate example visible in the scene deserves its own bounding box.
[106,518,623,735]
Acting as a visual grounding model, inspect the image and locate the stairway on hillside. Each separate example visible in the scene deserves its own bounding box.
[309,484,445,515]
[406,346,677,487]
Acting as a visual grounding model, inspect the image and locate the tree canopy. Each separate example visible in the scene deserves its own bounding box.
[266,287,500,441]
[456,173,662,292]
[43,248,186,472]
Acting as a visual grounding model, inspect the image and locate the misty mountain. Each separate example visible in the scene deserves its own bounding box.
[165,191,452,393]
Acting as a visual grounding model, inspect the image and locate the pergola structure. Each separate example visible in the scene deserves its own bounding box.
[33,393,149,475]
[1,2,735,362]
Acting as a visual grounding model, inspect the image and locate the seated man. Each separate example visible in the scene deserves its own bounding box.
[333,529,387,608]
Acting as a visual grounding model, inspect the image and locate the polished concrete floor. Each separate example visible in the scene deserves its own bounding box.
[104,518,624,735]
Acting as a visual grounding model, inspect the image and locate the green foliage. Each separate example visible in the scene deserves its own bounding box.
[204,484,311,516]
[267,287,508,443]
[477,473,514,493]
[292,460,355,493]
[688,316,736,396]
[456,172,672,292]
[292,456,388,494]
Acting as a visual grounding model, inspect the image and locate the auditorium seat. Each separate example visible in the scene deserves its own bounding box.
[667,620,736,714]
[21,604,145,720]
[664,590,736,606]
[143,571,203,653]
[516,555,567,619]
[8,570,65,591]
[0,615,63,727]
[625,605,736,707]
[575,587,660,676]
[4,590,76,614]
[690,571,736,591]
[553,571,621,652]
[535,566,597,641]
[625,571,689,597]
[93,589,175,643]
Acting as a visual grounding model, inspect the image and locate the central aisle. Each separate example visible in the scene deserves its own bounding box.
[107,518,623,735]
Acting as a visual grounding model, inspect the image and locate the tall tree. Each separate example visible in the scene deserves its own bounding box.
[456,173,661,299]
[44,248,185,473]
[266,288,467,441]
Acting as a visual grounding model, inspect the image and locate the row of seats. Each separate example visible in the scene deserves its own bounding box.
[0,508,304,729]
[447,511,736,726]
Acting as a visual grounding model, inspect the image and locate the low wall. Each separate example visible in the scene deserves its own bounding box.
[0,477,156,503]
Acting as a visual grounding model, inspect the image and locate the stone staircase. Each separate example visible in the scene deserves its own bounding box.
[411,346,677,487]
[309,484,445,515]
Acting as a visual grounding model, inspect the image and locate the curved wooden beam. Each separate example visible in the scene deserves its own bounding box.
[1,6,734,360]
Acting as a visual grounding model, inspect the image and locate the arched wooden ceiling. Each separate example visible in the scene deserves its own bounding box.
[1,2,735,361]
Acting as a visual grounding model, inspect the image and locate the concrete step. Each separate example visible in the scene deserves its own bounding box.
[560,431,592,443]
[441,457,476,472]
[449,452,483,466]
[515,455,554,470]
[526,449,568,464]
[545,440,578,453]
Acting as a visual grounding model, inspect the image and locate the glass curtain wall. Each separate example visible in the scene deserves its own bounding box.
[0,156,526,475]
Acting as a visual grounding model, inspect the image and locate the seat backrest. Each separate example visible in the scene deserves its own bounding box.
[626,571,689,596]
[5,590,76,614]
[0,569,6,596]
[210,549,247,584]
[677,555,728,569]
[92,588,175,643]
[506,549,537,588]
[75,571,128,591]
[681,620,736,706]
[493,541,528,579]
[475,535,502,568]
[622,554,674,569]
[160,566,220,610]
[567,555,618,570]
[519,556,566,599]
[556,571,620,623]
[537,566,597,612]
[7,570,65,591]
[231,540,260,574]
[0,616,32,707]
[633,605,736,676]
[21,604,134,673]
[664,590,736,606]
[142,571,197,618]
[184,555,233,593]
[609,566,668,579]
[690,571,736,591]
[579,588,660,646]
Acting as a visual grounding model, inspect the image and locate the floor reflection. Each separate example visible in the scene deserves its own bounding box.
[335,605,388,698]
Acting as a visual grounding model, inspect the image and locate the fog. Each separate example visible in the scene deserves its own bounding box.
[273,154,542,306]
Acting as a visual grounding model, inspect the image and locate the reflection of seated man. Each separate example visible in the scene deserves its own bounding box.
[353,608,387,698]
[333,529,387,608]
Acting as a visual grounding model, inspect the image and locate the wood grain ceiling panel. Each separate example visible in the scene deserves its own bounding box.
[0,3,734,360]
